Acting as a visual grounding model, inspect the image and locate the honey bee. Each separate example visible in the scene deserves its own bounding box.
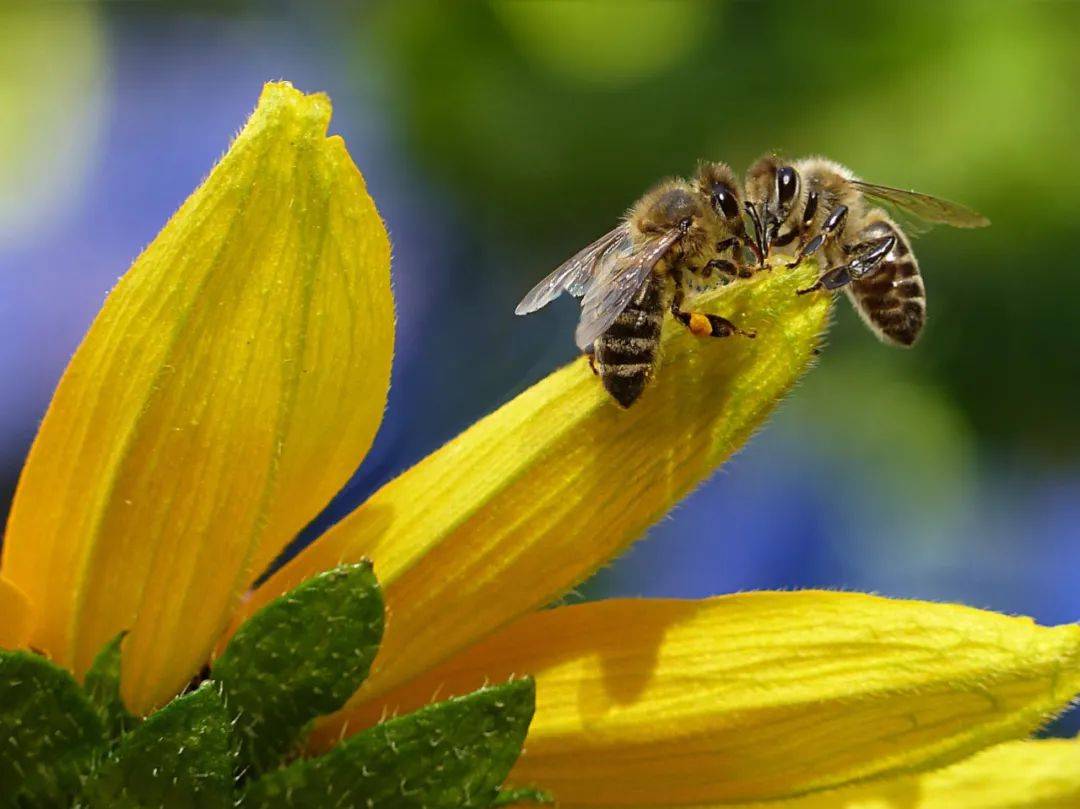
[515,162,759,408]
[744,155,989,346]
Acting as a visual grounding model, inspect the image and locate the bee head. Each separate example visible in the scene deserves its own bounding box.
[636,182,703,236]
[745,155,800,259]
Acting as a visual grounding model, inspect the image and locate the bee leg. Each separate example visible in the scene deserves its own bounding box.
[787,204,848,269]
[786,233,826,271]
[670,292,753,340]
[725,219,761,267]
[713,238,755,277]
[715,237,740,255]
[789,190,820,257]
[583,345,598,375]
[796,234,896,295]
[673,308,757,339]
[704,258,747,280]
[771,227,800,250]
[741,234,765,267]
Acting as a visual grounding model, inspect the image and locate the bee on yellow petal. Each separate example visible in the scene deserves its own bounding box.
[515,162,760,408]
[744,154,990,346]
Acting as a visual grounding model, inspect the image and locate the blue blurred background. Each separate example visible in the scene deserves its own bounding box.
[2,2,1077,732]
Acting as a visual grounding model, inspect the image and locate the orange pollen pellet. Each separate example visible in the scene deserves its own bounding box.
[688,313,712,336]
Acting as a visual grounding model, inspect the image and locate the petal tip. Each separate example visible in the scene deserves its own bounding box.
[255,81,333,139]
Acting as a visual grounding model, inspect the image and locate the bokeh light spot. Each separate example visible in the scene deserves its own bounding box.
[0,5,108,246]
[494,0,715,87]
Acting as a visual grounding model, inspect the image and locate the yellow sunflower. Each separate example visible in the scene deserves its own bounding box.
[1,82,1078,808]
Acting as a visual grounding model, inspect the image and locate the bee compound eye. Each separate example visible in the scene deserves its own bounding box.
[776,167,798,206]
[712,188,740,220]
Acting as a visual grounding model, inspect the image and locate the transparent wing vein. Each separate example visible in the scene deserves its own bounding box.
[574,229,680,350]
[851,181,990,228]
[514,225,630,315]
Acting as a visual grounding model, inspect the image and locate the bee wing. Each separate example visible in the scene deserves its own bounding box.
[574,228,681,350]
[850,181,990,228]
[514,225,631,315]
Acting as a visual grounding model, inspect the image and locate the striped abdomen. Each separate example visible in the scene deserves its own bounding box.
[594,274,665,408]
[846,218,926,346]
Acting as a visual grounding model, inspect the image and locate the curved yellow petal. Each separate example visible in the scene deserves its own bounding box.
[238,262,830,708]
[311,592,1080,807]
[0,578,32,649]
[748,739,1080,809]
[1,82,393,713]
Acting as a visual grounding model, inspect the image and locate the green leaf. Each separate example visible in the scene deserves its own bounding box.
[241,678,536,809]
[0,649,104,805]
[82,682,234,809]
[492,785,555,806]
[213,562,384,774]
[83,632,137,739]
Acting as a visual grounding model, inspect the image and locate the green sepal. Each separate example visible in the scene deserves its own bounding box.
[241,678,537,809]
[0,649,104,806]
[492,786,555,806]
[81,681,234,808]
[83,632,137,739]
[213,561,384,774]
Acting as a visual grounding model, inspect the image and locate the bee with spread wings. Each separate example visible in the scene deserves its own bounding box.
[743,155,990,346]
[516,162,759,408]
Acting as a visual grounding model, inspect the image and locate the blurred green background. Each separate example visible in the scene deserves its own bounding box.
[1,0,1078,730]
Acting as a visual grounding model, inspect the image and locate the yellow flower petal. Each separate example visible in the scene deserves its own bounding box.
[1,82,393,713]
[311,592,1080,807]
[0,578,32,649]
[237,262,830,709]
[751,739,1080,809]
